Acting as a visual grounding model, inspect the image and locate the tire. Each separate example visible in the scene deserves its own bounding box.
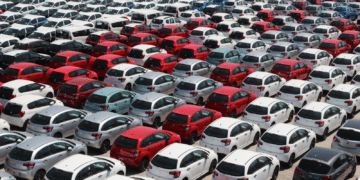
[353,71,357,78]
[230,146,237,152]
[261,68,265,72]
[152,117,161,129]
[34,170,46,180]
[343,77,347,83]
[46,92,53,98]
[99,140,110,154]
[53,133,62,138]
[230,110,236,118]
[188,132,197,144]
[286,154,295,168]
[264,92,269,97]
[197,97,203,106]
[309,139,315,150]
[348,107,356,118]
[320,128,328,141]
[138,158,149,172]
[317,93,322,102]
[347,164,356,178]
[117,171,124,175]
[253,132,260,145]
[271,166,279,180]
[287,111,294,123]
[125,84,131,91]
[22,120,29,130]
[341,116,347,125]
[208,159,217,173]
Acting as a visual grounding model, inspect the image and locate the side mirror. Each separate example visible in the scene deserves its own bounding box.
[173,100,178,104]
[86,71,91,75]
[80,114,85,119]
[171,78,176,82]
[16,139,22,144]
[67,146,73,151]
[40,85,45,89]
[126,120,131,125]
[165,135,171,141]
[105,164,112,171]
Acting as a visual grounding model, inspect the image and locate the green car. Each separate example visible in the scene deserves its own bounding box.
[206,48,245,66]
[84,87,141,114]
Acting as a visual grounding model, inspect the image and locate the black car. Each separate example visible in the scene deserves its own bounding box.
[13,39,49,53]
[29,8,58,18]
[0,50,51,68]
[46,40,93,56]
[293,147,356,180]
[2,26,35,39]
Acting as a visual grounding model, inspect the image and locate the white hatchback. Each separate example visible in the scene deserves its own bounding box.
[234,39,270,54]
[331,53,360,78]
[309,65,347,91]
[204,36,236,49]
[188,27,223,44]
[229,28,261,42]
[325,84,360,118]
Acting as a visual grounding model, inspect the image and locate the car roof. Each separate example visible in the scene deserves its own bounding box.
[98,41,121,46]
[5,50,28,56]
[92,30,112,36]
[125,23,142,27]
[132,33,153,38]
[336,53,359,59]
[164,36,185,41]
[303,101,332,111]
[342,30,360,35]
[97,54,123,61]
[267,123,299,136]
[3,79,34,87]
[303,16,320,20]
[251,97,278,106]
[137,92,166,102]
[110,63,139,70]
[295,33,313,37]
[132,44,156,49]
[217,21,236,25]
[93,87,123,96]
[66,78,97,86]
[213,86,240,95]
[171,104,204,115]
[224,150,262,165]
[332,84,357,92]
[304,147,340,162]
[179,59,202,65]
[0,34,19,42]
[246,51,269,57]
[273,42,292,46]
[193,27,213,31]
[150,53,174,60]
[284,79,309,88]
[53,66,82,72]
[8,62,38,69]
[181,76,208,84]
[313,65,336,72]
[316,25,333,29]
[85,111,119,123]
[9,24,34,29]
[96,17,127,22]
[142,71,166,79]
[302,48,323,54]
[47,17,71,22]
[51,39,73,45]
[157,143,196,158]
[263,30,281,35]
[216,63,241,69]
[211,48,233,53]
[53,154,97,172]
[277,59,298,65]
[18,136,57,150]
[34,27,56,33]
[247,71,272,78]
[37,106,74,116]
[10,95,45,104]
[121,126,158,140]
[209,117,243,129]
[239,39,259,44]
[283,23,301,27]
[273,16,290,19]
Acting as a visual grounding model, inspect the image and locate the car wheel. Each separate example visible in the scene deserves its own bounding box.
[309,139,315,150]
[138,158,149,172]
[287,111,294,123]
[188,132,197,144]
[271,166,279,180]
[152,117,161,129]
[34,170,46,180]
[230,110,236,118]
[341,116,347,125]
[286,154,295,168]
[343,77,347,83]
[208,159,217,173]
[264,92,269,97]
[353,71,357,78]
[321,128,328,140]
[99,140,110,154]
[317,93,322,101]
[230,146,237,152]
[253,132,260,145]
[197,97,203,106]
[349,107,356,118]
[117,171,125,175]
[46,92,53,98]
[347,163,356,178]
[53,133,62,138]
[125,84,131,91]
[22,120,29,130]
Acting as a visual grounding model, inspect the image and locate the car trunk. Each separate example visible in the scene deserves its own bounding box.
[296,109,322,128]
[93,60,109,70]
[130,99,152,117]
[76,121,100,140]
[175,82,196,97]
[57,84,79,99]
[3,103,22,117]
[259,133,287,153]
[149,155,178,178]
[244,105,268,122]
[7,148,33,171]
[113,136,139,157]
[27,114,52,133]
[278,86,300,101]
[0,87,14,100]
[211,68,230,82]
[205,40,219,48]
[48,72,65,84]
[336,129,360,149]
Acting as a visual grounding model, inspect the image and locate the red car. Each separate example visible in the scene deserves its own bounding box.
[210,63,254,87]
[205,87,257,117]
[251,22,279,35]
[126,33,161,47]
[159,36,194,55]
[319,39,351,58]
[120,24,158,37]
[270,59,312,81]
[86,31,128,47]
[330,19,357,32]
[49,51,96,69]
[56,78,112,108]
[184,18,217,30]
[162,105,222,144]
[91,41,130,57]
[292,1,310,10]
[289,10,312,23]
[91,54,135,78]
[338,30,360,49]
[110,126,180,171]
[157,25,191,38]
[46,66,98,92]
[256,10,279,22]
[143,54,180,74]
[178,44,211,60]
[2,63,51,83]
[309,0,324,5]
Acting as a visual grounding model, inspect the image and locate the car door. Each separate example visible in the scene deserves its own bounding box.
[180,152,199,178]
[332,154,352,180]
[307,83,318,101]
[270,75,281,95]
[34,144,58,169]
[289,131,303,157]
[190,111,205,135]
[247,157,271,180]
[83,162,112,180]
[297,129,310,155]
[277,102,289,122]
[323,107,337,131]
[0,134,23,163]
[64,110,83,137]
[51,142,74,162]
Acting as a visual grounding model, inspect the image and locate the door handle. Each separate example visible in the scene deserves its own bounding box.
[6,147,11,149]
[147,148,150,151]
[98,175,102,178]
[302,140,305,142]
[187,168,190,171]
[58,155,62,157]
[159,144,162,147]
[295,144,297,147]
[43,160,47,162]
[198,163,201,165]
[263,169,266,172]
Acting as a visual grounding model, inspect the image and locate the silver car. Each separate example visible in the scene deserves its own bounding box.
[321,2,341,10]
[292,33,322,50]
[74,111,142,153]
[4,136,87,180]
[241,52,277,71]
[274,4,297,15]
[132,72,178,95]
[271,15,296,29]
[173,76,223,105]
[26,106,90,138]
[129,92,186,128]
[268,42,301,60]
[235,39,270,54]
[260,30,291,45]
[281,23,308,39]
[0,172,15,180]
[300,16,326,32]
[171,59,216,78]
[0,130,33,165]
[318,11,342,24]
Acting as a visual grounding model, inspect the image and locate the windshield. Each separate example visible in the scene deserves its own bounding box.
[261,132,286,145]
[298,109,321,120]
[339,34,354,40]
[187,21,199,26]
[333,58,351,65]
[87,94,107,104]
[313,28,327,33]
[181,13,192,17]
[246,104,267,115]
[208,93,228,102]
[208,52,224,59]
[273,64,290,71]
[151,155,178,169]
[123,26,134,32]
[217,162,244,177]
[290,12,301,19]
[42,1,54,6]
[298,159,331,174]
[43,21,58,27]
[132,99,152,110]
[75,14,90,21]
[166,113,188,123]
[114,136,138,149]
[328,90,350,99]
[135,77,152,86]
[60,84,78,93]
[293,36,308,42]
[159,28,172,34]
[174,63,191,71]
[105,9,119,15]
[243,77,262,85]
[261,34,275,39]
[270,45,285,52]
[46,168,73,180]
[61,4,74,9]
[52,56,67,63]
[204,126,228,138]
[179,49,194,58]
[78,120,99,132]
[330,21,344,26]
[30,114,51,125]
[310,71,329,78]
[280,85,300,94]
[213,68,230,75]
[128,36,141,43]
[16,18,30,25]
[93,45,108,52]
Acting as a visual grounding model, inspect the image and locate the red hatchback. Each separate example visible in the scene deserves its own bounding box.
[270,59,312,81]
[292,1,310,10]
[163,105,222,144]
[159,36,194,55]
[120,24,158,37]
[110,126,180,171]
[256,10,279,22]
[319,39,351,58]
[178,44,211,60]
[205,87,257,117]
[289,10,312,23]
[56,78,112,108]
[157,25,190,38]
[49,51,96,69]
[126,33,161,47]
[184,18,217,30]
[91,54,135,78]
[338,30,360,49]
[251,22,279,35]
[91,41,130,57]
[46,66,98,92]
[2,63,51,83]
[143,54,180,74]
[210,63,254,87]
[86,31,128,47]
[330,19,357,32]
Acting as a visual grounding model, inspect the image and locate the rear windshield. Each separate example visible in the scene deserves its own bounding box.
[106,69,123,77]
[270,45,285,52]
[217,24,229,31]
[246,104,267,115]
[310,71,329,78]
[60,84,78,93]
[30,114,51,125]
[274,6,285,10]
[179,49,194,58]
[298,109,321,120]
[230,32,243,39]
[273,64,290,71]
[333,58,351,65]
[301,19,314,24]
[292,2,304,5]
[330,21,344,26]
[166,112,188,124]
[0,87,14,100]
[161,40,174,48]
[151,155,178,169]
[280,85,300,94]
[261,132,286,145]
[132,14,145,21]
[290,13,301,19]
[93,45,108,52]
[216,162,244,177]
[339,34,355,40]
[252,24,264,32]
[298,52,315,59]
[204,40,218,48]
[128,49,143,58]
[88,34,101,40]
[334,7,346,11]
[177,82,195,90]
[328,90,350,99]
[305,6,317,10]
[236,42,250,48]
[208,93,228,103]
[337,129,360,141]
[52,56,67,63]
[238,18,249,25]
[128,36,141,43]
[211,16,223,22]
[213,68,230,75]
[232,9,243,14]
[48,72,65,83]
[204,126,228,138]
[87,94,107,104]
[298,159,331,174]
[135,77,153,86]
[282,26,295,31]
[114,136,138,149]
[243,55,259,62]
[190,30,203,36]
[78,120,99,132]
[187,21,199,26]
[145,58,161,68]
[132,99,152,110]
[319,43,335,49]
[152,19,163,24]
[159,28,172,34]
[56,30,70,38]
[257,12,268,19]
[319,13,331,17]
[164,6,177,13]
[262,34,275,39]
[243,77,262,85]
[4,103,22,116]
[123,26,134,32]
[208,52,224,59]
[3,68,19,76]
[313,28,327,33]
[293,36,308,42]
[174,63,191,71]
[225,1,234,5]
[9,147,32,161]
[46,168,73,180]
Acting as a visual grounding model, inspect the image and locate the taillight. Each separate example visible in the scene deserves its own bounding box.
[201,135,205,139]
[348,66,354,70]
[190,92,198,96]
[281,52,287,56]
[199,37,205,40]
[271,40,277,43]
[277,92,281,96]
[292,32,297,35]
[247,49,253,52]
[254,64,261,67]
[315,121,324,127]
[325,79,332,84]
[92,133,102,139]
[219,60,226,63]
[351,81,355,84]
[325,97,330,101]
[305,43,310,46]
[169,171,181,178]
[257,86,265,91]
[257,140,263,146]
[311,24,316,27]
[147,164,152,170]
[23,163,35,170]
[308,77,312,80]
[345,100,353,106]
[243,112,247,116]
[147,87,155,91]
[130,150,140,157]
[145,111,154,116]
[183,125,191,131]
[320,175,332,180]
[43,127,53,132]
[100,105,109,110]
[294,168,302,176]
[186,72,193,75]
[226,28,230,32]
[295,116,299,121]
[213,171,218,178]
[221,139,231,146]
[75,128,78,132]
[118,78,126,82]
[280,146,290,153]
[333,136,340,143]
[0,106,3,113]
[324,34,329,37]
[262,116,271,122]
[18,111,25,117]
[295,95,303,100]
[9,94,16,99]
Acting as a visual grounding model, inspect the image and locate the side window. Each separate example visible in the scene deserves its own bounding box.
[270,103,280,114]
[323,108,332,119]
[302,84,310,94]
[0,134,21,146]
[52,142,70,154]
[264,77,273,85]
[190,111,202,123]
[154,99,165,109]
[180,153,194,168]
[333,154,348,169]
[21,67,34,75]
[197,81,207,90]
[35,144,53,159]
[289,131,300,144]
[230,92,241,102]
[80,83,92,92]
[101,119,116,131]
[155,77,166,85]
[230,125,241,137]
[140,134,154,147]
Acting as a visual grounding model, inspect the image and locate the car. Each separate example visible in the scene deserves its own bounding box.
[178,44,211,61]
[0,79,54,106]
[305,4,325,16]
[338,30,360,49]
[184,19,216,31]
[28,7,58,18]
[257,10,279,22]
[318,10,343,24]
[257,123,317,167]
[86,31,127,47]
[240,71,286,97]
[25,27,56,42]
[41,0,66,9]
[75,111,142,153]
[251,2,274,12]
[210,63,254,87]
[260,30,291,45]
[4,136,87,180]
[331,19,357,32]
[206,48,244,66]
[146,143,218,180]
[179,10,209,21]
[45,154,126,180]
[120,23,158,37]
[91,54,135,79]
[293,147,356,180]
[292,33,322,49]
[143,54,179,74]
[280,24,308,40]
[271,16,296,29]
[14,14,47,28]
[40,17,72,28]
[331,120,360,157]
[6,4,35,15]
[72,12,102,23]
[159,36,193,55]
[231,7,256,19]
[213,150,280,180]
[126,33,161,47]
[81,4,107,13]
[297,48,333,68]
[334,6,358,19]
[193,0,210,11]
[228,28,261,41]
[274,4,297,15]
[26,106,89,138]
[325,84,360,118]
[0,1,14,13]
[1,62,51,83]
[0,22,10,33]
[309,66,346,92]
[289,10,312,23]
[241,52,276,72]
[171,59,215,78]
[132,72,178,95]
[2,24,35,40]
[0,130,33,164]
[237,15,262,28]
[129,92,186,128]
[51,9,79,20]
[313,25,341,40]
[251,21,279,35]
[215,21,241,37]
[0,35,18,53]
[0,95,63,129]
[331,53,360,78]
[157,25,190,39]
[89,0,113,6]
[151,16,185,30]
[49,51,96,69]
[46,40,92,56]
[102,7,130,18]
[13,38,49,53]
[268,42,302,60]
[300,16,326,33]
[271,59,312,81]
[210,13,237,23]
[127,44,167,66]
[0,172,15,180]
[235,39,270,55]
[61,2,86,12]
[201,117,261,155]
[92,41,129,57]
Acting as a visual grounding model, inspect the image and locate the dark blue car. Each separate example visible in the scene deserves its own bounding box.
[212,0,226,5]
[334,6,358,20]
[193,0,211,11]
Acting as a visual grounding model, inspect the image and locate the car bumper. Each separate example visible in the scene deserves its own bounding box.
[242,117,270,130]
[4,164,33,179]
[74,134,101,149]
[293,121,324,135]
[173,93,197,104]
[129,113,155,125]
[256,146,290,162]
[276,97,303,108]
[331,142,360,156]
[0,115,23,127]
[199,140,231,155]
[26,128,52,137]
[110,151,140,166]
[343,69,355,77]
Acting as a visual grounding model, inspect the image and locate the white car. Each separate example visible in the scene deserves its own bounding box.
[235,39,270,55]
[210,13,237,23]
[325,84,360,117]
[171,59,216,78]
[102,7,130,18]
[189,27,223,44]
[200,117,261,154]
[132,2,155,10]
[309,66,347,91]
[354,44,360,55]
[271,16,296,29]
[331,53,360,78]
[104,64,150,90]
[127,44,167,66]
[0,95,63,129]
[229,28,261,42]
[257,123,317,168]
[237,15,262,28]
[44,154,126,180]
[204,36,236,49]
[20,0,46,7]
[0,119,10,131]
[74,12,102,23]
[81,4,107,13]
[242,97,295,130]
[351,71,360,86]
[0,79,54,107]
[313,25,341,40]
[331,119,360,156]
[251,2,274,11]
[277,79,323,109]
[146,143,218,180]
[5,4,35,15]
[241,71,286,97]
[294,101,347,141]
[178,10,209,21]
[150,16,186,30]
[213,150,280,180]
[0,34,19,53]
[260,30,291,45]
[41,0,67,9]
[215,21,241,37]
[297,48,333,68]
[40,17,72,29]
[105,175,155,180]
[231,7,256,18]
